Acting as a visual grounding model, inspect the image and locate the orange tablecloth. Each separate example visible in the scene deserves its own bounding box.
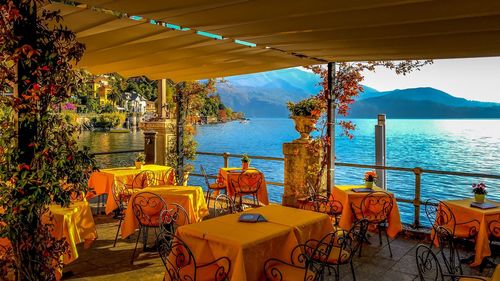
[121,185,208,239]
[333,185,402,238]
[219,168,269,205]
[0,201,97,280]
[438,199,500,267]
[174,205,333,281]
[88,165,174,214]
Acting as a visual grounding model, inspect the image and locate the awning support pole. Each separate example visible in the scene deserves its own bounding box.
[326,62,336,196]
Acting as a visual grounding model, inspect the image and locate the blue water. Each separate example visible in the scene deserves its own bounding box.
[81,118,500,225]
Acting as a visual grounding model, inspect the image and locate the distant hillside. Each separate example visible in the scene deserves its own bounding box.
[216,68,500,118]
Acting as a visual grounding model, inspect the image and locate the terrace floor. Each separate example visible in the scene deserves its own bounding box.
[64,214,498,281]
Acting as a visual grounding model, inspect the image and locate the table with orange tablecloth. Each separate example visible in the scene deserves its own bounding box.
[121,185,208,239]
[437,198,500,267]
[218,167,269,205]
[88,165,174,214]
[333,185,402,238]
[174,205,333,281]
[0,200,97,280]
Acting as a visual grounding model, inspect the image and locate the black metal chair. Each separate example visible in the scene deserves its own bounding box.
[130,192,167,264]
[424,199,480,275]
[230,170,264,208]
[132,170,157,188]
[159,203,190,235]
[157,231,231,281]
[157,168,176,186]
[200,165,226,208]
[350,191,394,258]
[415,244,488,281]
[302,194,343,227]
[111,180,133,247]
[213,194,239,217]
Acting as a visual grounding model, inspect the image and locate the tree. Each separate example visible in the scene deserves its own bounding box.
[0,1,96,279]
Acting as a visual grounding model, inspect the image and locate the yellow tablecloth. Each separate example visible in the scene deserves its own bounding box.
[87,165,174,214]
[121,185,208,239]
[333,185,402,238]
[219,167,269,205]
[174,205,333,281]
[437,198,500,267]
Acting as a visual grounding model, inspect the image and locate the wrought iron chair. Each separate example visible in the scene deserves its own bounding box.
[415,244,488,281]
[159,203,190,235]
[424,199,480,275]
[350,191,394,258]
[132,170,157,188]
[302,194,343,227]
[213,194,240,217]
[157,168,176,186]
[131,191,168,264]
[111,180,133,247]
[200,165,226,208]
[488,219,499,246]
[230,170,264,208]
[157,231,231,281]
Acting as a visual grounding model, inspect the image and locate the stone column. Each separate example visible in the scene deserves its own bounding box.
[143,131,157,164]
[139,120,176,165]
[282,141,325,207]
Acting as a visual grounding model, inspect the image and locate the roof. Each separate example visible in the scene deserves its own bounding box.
[46,1,500,81]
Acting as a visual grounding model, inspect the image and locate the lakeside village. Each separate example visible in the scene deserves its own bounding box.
[64,72,245,131]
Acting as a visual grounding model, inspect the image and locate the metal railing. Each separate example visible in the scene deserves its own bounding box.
[89,148,500,228]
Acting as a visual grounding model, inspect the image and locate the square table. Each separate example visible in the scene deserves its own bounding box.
[218,167,269,205]
[88,164,174,214]
[121,185,208,239]
[174,205,333,281]
[440,198,500,267]
[333,185,402,238]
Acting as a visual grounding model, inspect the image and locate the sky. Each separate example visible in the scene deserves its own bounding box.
[360,57,500,103]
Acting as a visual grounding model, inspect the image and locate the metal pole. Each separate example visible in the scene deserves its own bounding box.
[413,167,422,228]
[375,114,386,189]
[326,62,336,196]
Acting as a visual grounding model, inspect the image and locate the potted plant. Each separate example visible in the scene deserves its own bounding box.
[287,97,323,142]
[182,164,195,186]
[135,153,145,169]
[364,170,377,188]
[472,182,487,203]
[241,154,251,170]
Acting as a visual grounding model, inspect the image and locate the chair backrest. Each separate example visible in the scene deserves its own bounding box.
[213,194,238,217]
[111,180,132,211]
[159,203,190,234]
[132,170,157,188]
[132,192,167,227]
[199,165,212,189]
[157,231,231,281]
[424,199,457,235]
[313,195,343,217]
[343,218,370,257]
[488,220,500,240]
[354,191,394,224]
[415,244,445,281]
[157,168,175,186]
[233,170,263,194]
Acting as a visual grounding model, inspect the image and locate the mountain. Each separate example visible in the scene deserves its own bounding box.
[216,68,500,118]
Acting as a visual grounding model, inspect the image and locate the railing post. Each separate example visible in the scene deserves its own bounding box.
[223,152,230,168]
[413,167,422,228]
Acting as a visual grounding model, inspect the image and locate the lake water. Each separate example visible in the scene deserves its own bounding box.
[79,118,500,225]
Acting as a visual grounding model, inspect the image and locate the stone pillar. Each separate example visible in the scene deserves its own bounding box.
[139,120,176,165]
[375,114,387,189]
[144,131,157,164]
[283,142,325,207]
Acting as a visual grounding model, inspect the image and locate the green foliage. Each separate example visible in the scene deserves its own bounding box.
[241,154,250,163]
[135,153,145,163]
[287,97,322,117]
[90,112,125,129]
[126,76,157,101]
[0,1,98,279]
[100,103,115,113]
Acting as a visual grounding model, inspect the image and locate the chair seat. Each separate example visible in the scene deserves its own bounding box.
[265,262,315,281]
[326,247,350,264]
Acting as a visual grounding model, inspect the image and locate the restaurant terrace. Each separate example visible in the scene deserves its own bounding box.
[0,1,499,281]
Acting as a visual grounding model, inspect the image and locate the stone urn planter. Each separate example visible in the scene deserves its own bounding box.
[291,116,318,143]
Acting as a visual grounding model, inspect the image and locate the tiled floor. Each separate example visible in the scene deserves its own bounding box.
[65,215,498,281]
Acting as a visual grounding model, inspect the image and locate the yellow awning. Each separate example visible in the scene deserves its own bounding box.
[47,0,500,80]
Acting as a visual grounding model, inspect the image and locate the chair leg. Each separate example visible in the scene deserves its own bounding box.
[130,227,142,265]
[384,228,393,258]
[378,226,383,246]
[113,217,123,247]
[206,189,211,210]
[350,260,356,281]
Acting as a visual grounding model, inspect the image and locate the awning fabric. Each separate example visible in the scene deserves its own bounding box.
[46,0,500,80]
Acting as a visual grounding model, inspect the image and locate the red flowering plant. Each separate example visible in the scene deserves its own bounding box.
[0,1,97,280]
[364,171,378,182]
[472,183,487,195]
